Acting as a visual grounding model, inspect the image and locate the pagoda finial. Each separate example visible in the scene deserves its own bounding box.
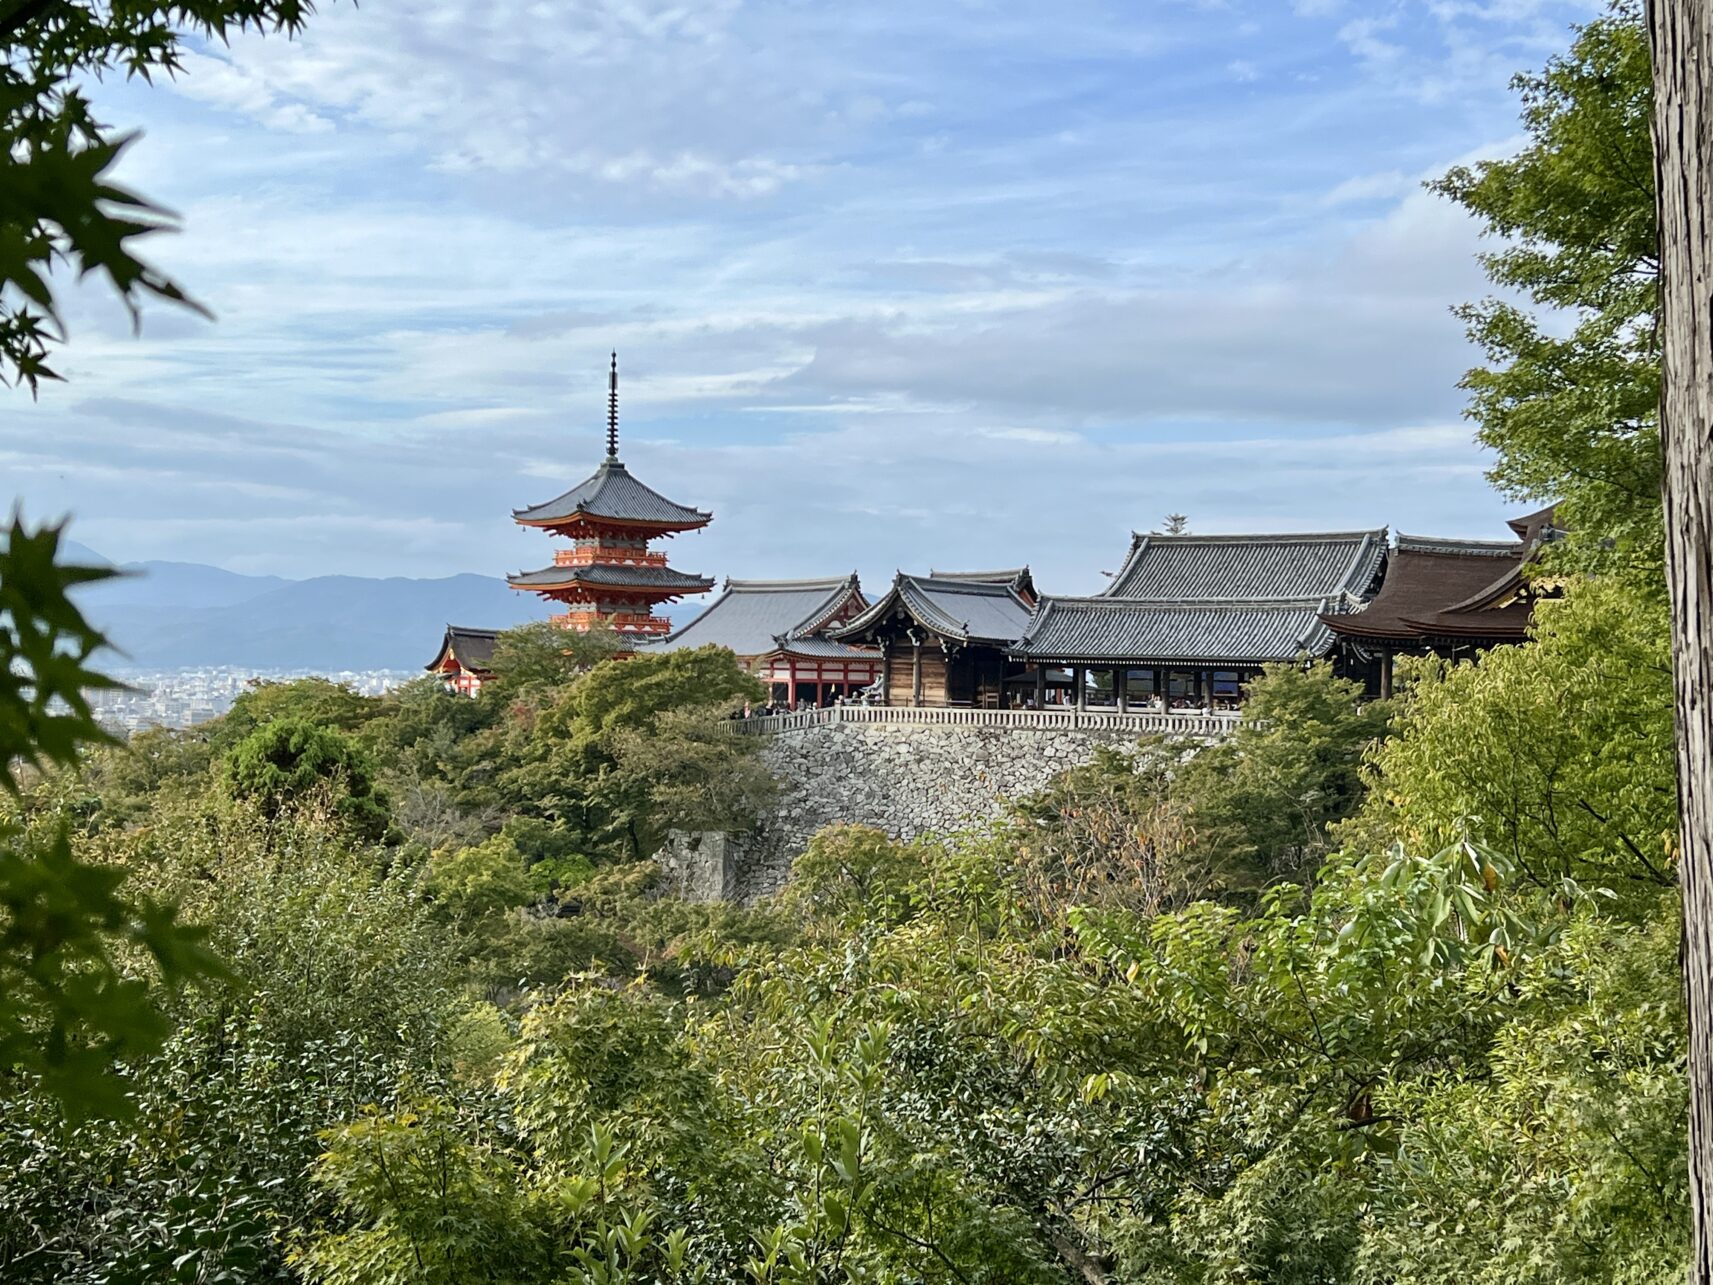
[606,351,620,459]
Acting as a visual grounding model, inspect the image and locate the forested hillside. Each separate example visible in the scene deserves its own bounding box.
[0,4,1690,1283]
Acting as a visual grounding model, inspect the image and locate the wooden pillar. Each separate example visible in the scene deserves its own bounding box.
[1035,664,1046,709]
[1117,667,1129,713]
[787,662,798,710]
[912,639,923,707]
[1074,666,1087,712]
[1380,651,1394,700]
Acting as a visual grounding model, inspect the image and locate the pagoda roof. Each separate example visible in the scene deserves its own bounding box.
[1320,534,1526,644]
[654,574,871,659]
[831,573,1035,646]
[513,458,711,530]
[1101,528,1387,605]
[426,624,500,674]
[1011,597,1341,666]
[507,563,716,593]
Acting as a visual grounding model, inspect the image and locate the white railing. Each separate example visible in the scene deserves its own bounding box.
[727,705,1241,737]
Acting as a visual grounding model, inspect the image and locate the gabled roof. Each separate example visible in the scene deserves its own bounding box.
[1101,529,1388,605]
[654,575,869,658]
[1011,597,1341,666]
[1507,504,1559,543]
[831,573,1036,646]
[426,624,500,674]
[927,566,1036,601]
[1320,535,1525,644]
[513,458,711,530]
[508,563,715,593]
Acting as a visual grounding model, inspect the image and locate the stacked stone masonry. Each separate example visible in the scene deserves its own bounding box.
[658,713,1231,902]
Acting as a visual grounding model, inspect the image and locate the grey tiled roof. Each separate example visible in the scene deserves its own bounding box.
[1013,597,1342,664]
[426,624,499,673]
[1102,530,1387,603]
[773,636,881,659]
[928,567,1030,582]
[508,563,715,592]
[655,575,866,657]
[1394,534,1524,559]
[513,459,711,528]
[833,573,1035,645]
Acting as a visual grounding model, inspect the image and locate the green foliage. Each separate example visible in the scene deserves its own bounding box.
[0,801,465,1283]
[209,676,380,753]
[1432,1,1659,563]
[425,834,535,931]
[0,517,222,1115]
[1350,576,1675,903]
[508,647,769,860]
[1007,743,1212,922]
[1,0,319,391]
[222,717,391,842]
[786,824,926,929]
[1173,660,1389,887]
[486,620,624,696]
[608,706,779,848]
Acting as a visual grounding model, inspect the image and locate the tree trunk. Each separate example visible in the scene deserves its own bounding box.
[1650,3,1713,1280]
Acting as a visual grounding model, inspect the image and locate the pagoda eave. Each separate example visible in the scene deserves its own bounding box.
[512,512,710,540]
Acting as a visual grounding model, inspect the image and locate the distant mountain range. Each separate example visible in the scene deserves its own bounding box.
[55,541,572,672]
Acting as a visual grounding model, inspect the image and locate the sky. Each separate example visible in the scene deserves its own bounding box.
[7,0,1602,598]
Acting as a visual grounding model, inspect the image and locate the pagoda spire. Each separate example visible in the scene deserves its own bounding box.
[606,351,619,460]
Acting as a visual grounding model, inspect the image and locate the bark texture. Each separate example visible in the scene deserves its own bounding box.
[1651,2,1713,1280]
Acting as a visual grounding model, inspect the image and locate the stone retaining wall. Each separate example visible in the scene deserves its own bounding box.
[658,716,1225,902]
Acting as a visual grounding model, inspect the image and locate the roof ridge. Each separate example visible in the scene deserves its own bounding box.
[1396,533,1527,555]
[1123,528,1389,545]
[1040,594,1330,611]
[724,575,855,591]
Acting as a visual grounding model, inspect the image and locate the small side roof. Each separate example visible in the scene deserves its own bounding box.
[1012,597,1341,666]
[654,574,868,657]
[927,566,1036,600]
[426,624,500,674]
[513,458,711,530]
[831,573,1035,646]
[1101,529,1388,605]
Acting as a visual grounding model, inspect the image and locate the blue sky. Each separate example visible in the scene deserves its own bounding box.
[7,0,1600,597]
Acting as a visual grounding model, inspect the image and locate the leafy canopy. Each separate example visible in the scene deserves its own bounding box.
[1,0,321,392]
[1433,1,1658,563]
[222,716,391,842]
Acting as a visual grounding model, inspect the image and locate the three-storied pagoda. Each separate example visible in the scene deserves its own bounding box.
[507,356,714,638]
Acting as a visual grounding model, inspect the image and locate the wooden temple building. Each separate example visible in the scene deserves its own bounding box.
[425,625,499,696]
[427,353,1560,712]
[654,574,881,705]
[830,569,1040,707]
[1320,507,1559,697]
[833,534,1390,709]
[506,355,713,639]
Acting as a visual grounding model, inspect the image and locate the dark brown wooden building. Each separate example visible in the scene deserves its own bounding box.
[1321,512,1559,696]
[829,572,1036,707]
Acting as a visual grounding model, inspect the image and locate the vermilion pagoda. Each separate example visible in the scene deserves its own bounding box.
[507,356,713,637]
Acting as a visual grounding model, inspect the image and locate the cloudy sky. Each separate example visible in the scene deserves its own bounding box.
[9,0,1598,596]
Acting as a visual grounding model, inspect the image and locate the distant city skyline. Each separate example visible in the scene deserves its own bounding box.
[7,0,1602,598]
